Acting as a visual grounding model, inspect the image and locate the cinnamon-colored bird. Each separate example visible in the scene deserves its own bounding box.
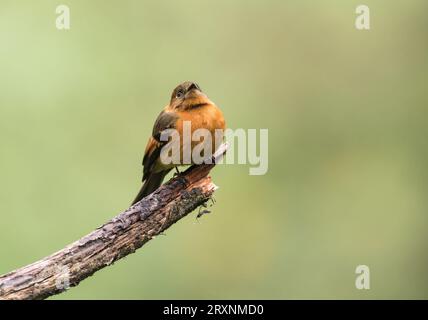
[132,81,226,204]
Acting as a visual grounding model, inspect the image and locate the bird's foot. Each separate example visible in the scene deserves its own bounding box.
[173,168,188,188]
[173,167,181,177]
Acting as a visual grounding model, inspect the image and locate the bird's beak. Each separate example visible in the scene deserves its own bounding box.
[185,88,206,99]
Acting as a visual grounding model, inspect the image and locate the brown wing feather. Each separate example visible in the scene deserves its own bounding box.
[141,110,178,181]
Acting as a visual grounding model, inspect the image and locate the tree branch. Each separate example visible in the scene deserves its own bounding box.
[0,143,228,300]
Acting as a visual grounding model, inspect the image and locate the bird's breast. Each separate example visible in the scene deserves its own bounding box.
[174,104,226,162]
[175,104,225,136]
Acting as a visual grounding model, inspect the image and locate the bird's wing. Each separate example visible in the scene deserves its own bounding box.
[142,110,178,181]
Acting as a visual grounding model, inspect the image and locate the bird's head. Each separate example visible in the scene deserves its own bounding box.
[169,81,212,110]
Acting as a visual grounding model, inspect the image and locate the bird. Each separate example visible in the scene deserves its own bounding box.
[132,81,226,205]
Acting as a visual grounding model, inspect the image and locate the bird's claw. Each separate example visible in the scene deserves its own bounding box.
[173,168,188,187]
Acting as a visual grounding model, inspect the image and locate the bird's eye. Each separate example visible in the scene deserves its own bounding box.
[176,90,184,99]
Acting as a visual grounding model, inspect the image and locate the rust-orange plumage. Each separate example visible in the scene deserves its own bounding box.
[132,81,225,204]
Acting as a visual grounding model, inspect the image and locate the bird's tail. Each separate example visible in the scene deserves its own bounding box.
[131,170,170,205]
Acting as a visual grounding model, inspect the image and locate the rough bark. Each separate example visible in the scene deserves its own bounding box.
[0,143,227,300]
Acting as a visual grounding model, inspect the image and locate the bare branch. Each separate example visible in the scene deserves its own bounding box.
[0,143,228,300]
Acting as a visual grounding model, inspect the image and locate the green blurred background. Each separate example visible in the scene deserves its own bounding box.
[1,0,427,299]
